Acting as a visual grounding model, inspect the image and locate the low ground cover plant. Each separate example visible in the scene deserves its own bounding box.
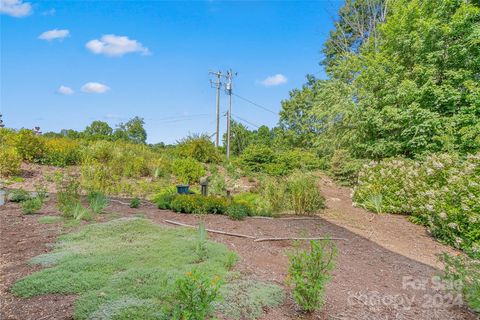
[287,239,337,313]
[21,197,43,214]
[129,197,140,208]
[354,153,480,258]
[8,188,30,202]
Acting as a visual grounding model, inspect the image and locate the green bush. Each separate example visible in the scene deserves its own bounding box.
[209,174,227,196]
[329,149,365,186]
[233,192,272,216]
[172,158,206,184]
[354,153,480,258]
[21,197,43,214]
[170,195,228,215]
[11,129,45,162]
[8,189,30,202]
[226,203,251,220]
[239,145,276,173]
[129,197,140,208]
[42,138,80,166]
[287,240,337,313]
[285,172,325,215]
[177,135,221,163]
[56,174,81,217]
[440,253,479,312]
[170,270,221,319]
[170,195,198,213]
[0,147,22,177]
[154,186,178,210]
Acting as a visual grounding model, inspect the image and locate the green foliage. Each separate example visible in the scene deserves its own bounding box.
[8,189,30,202]
[114,116,147,144]
[195,222,208,262]
[56,174,81,217]
[21,197,43,214]
[329,149,366,186]
[226,203,251,220]
[354,153,480,258]
[216,279,285,320]
[0,146,22,177]
[38,216,64,224]
[42,138,81,166]
[172,158,206,184]
[154,186,178,210]
[287,240,337,313]
[239,145,276,173]
[87,191,109,214]
[209,174,227,196]
[170,195,228,215]
[170,270,221,320]
[10,129,45,161]
[177,135,221,163]
[233,192,272,217]
[284,172,325,215]
[129,197,140,208]
[11,218,235,319]
[84,121,113,140]
[439,253,480,312]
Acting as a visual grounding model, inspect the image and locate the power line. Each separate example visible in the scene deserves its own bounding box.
[232,92,277,115]
[231,113,261,129]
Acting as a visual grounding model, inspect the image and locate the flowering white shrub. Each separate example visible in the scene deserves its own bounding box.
[353,153,480,258]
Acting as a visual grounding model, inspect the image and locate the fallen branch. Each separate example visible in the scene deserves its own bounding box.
[250,216,322,221]
[254,237,347,242]
[164,219,256,239]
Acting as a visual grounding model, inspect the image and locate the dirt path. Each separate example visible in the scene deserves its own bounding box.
[1,176,477,319]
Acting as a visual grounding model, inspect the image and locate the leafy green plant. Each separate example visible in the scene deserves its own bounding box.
[21,197,43,214]
[0,146,22,177]
[329,149,365,186]
[10,129,45,162]
[209,174,227,196]
[169,195,228,215]
[170,269,221,320]
[129,197,141,208]
[177,135,221,163]
[226,203,251,220]
[287,240,337,313]
[285,171,324,215]
[56,174,81,217]
[439,253,479,312]
[87,191,109,214]
[72,201,93,221]
[172,157,206,184]
[8,189,30,202]
[195,222,208,262]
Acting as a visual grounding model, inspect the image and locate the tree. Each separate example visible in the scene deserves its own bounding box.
[84,121,113,139]
[115,116,147,144]
[222,120,253,156]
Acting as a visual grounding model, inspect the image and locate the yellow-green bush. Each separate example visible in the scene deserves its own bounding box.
[172,157,206,184]
[42,138,80,166]
[10,129,45,161]
[0,146,22,177]
[176,135,221,163]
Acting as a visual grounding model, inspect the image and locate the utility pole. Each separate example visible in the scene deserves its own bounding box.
[224,70,236,159]
[209,71,222,147]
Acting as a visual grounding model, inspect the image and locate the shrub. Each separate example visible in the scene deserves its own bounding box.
[239,145,276,173]
[154,186,178,210]
[233,192,272,217]
[170,195,227,214]
[170,270,221,319]
[11,129,45,162]
[440,253,479,312]
[354,153,480,258]
[87,191,109,214]
[8,189,30,202]
[329,149,365,186]
[21,197,43,214]
[42,138,80,166]
[226,203,251,220]
[209,174,227,196]
[260,176,287,214]
[172,158,206,184]
[177,135,221,163]
[71,202,92,221]
[0,147,22,177]
[287,240,336,313]
[170,194,198,213]
[285,172,325,215]
[129,197,140,208]
[56,174,81,217]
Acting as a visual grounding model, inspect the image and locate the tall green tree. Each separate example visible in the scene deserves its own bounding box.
[115,116,147,144]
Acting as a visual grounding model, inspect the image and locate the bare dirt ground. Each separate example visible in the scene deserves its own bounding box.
[1,171,477,320]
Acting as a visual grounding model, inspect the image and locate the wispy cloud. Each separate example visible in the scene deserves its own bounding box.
[0,0,32,17]
[57,85,74,95]
[259,74,288,87]
[41,8,56,16]
[38,29,69,41]
[81,82,110,94]
[86,35,150,57]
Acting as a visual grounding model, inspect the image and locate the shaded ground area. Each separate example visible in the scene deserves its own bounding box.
[1,191,477,319]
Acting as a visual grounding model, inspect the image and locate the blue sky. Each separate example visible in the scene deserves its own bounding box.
[1,0,342,144]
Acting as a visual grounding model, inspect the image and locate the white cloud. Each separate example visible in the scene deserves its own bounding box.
[259,74,288,87]
[81,82,110,94]
[41,8,55,16]
[0,0,32,17]
[57,85,74,95]
[86,34,150,57]
[38,29,69,41]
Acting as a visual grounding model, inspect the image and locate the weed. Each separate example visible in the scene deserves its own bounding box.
[8,189,30,202]
[21,197,43,214]
[129,197,141,208]
[88,191,109,214]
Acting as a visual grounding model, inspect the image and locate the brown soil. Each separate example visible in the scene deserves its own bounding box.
[0,172,477,320]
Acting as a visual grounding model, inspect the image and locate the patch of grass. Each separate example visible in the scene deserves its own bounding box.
[216,279,285,320]
[88,191,109,214]
[21,197,43,214]
[11,218,237,319]
[38,216,64,224]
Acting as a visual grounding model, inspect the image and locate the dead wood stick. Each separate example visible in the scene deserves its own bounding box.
[249,216,322,221]
[164,219,256,239]
[254,236,347,242]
